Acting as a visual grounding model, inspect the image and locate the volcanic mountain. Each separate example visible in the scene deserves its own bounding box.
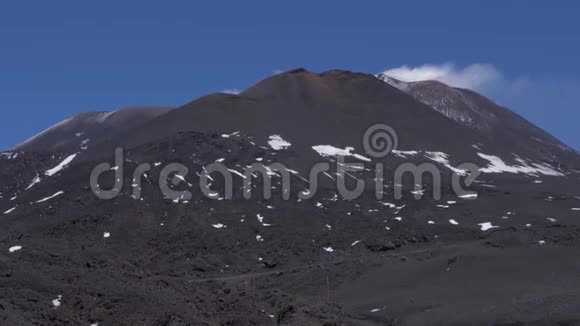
[1,69,580,325]
[376,73,577,161]
[12,106,173,152]
[16,69,579,171]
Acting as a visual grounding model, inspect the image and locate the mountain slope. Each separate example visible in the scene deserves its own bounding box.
[109,69,482,158]
[2,68,580,325]
[376,74,578,163]
[12,106,173,152]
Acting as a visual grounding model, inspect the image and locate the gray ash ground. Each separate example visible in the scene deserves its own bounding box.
[2,70,580,325]
[1,132,579,325]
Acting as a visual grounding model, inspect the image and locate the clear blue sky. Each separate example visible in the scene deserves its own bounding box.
[1,1,579,151]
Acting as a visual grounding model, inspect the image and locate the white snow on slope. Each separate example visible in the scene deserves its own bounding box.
[425,151,468,175]
[268,135,291,150]
[35,191,64,203]
[221,131,240,138]
[80,138,90,150]
[257,214,272,227]
[25,174,42,190]
[4,206,17,215]
[0,152,19,159]
[459,193,479,200]
[392,150,419,158]
[228,168,247,179]
[477,153,563,176]
[52,295,62,308]
[97,110,118,123]
[45,153,78,177]
[478,222,498,231]
[312,145,371,162]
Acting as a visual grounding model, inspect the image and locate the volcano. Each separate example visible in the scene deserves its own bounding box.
[1,69,580,325]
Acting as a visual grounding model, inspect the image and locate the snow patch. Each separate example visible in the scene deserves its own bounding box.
[425,152,468,175]
[257,214,272,227]
[1,152,19,159]
[478,222,498,231]
[4,206,17,215]
[45,153,78,177]
[80,138,90,150]
[52,295,62,308]
[221,131,240,138]
[392,150,419,158]
[459,193,478,200]
[97,110,118,123]
[25,174,42,190]
[477,153,563,176]
[268,135,291,150]
[411,189,425,196]
[228,168,247,179]
[9,246,22,253]
[35,191,64,203]
[312,145,371,162]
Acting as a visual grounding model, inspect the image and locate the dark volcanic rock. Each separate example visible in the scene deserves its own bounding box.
[1,68,580,325]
